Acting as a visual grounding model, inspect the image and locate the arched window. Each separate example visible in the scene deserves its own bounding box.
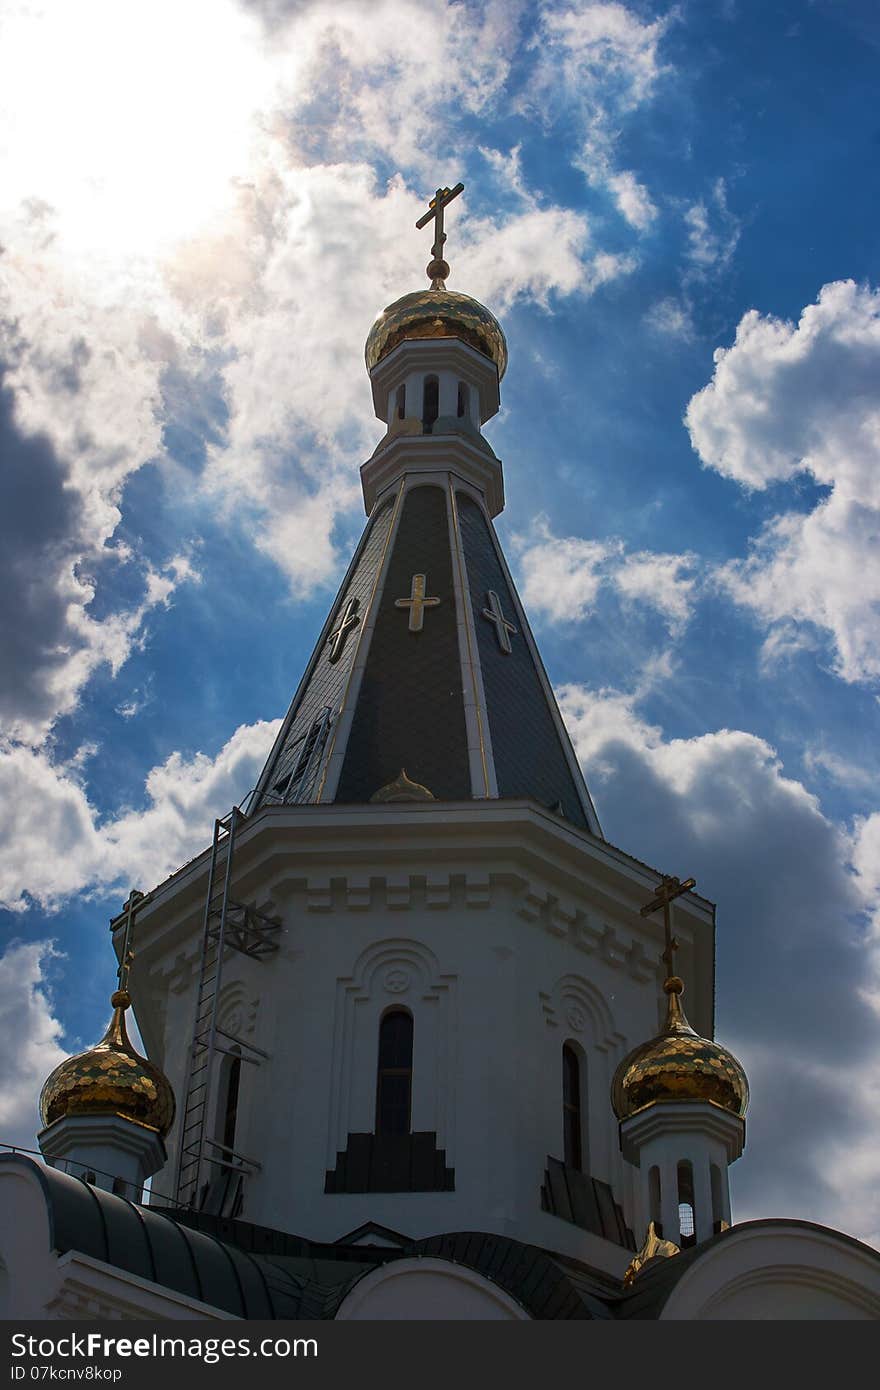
[648,1165,662,1234]
[396,384,406,420]
[562,1044,583,1171]
[422,375,439,431]
[711,1163,724,1234]
[112,1176,127,1196]
[376,1009,413,1136]
[456,381,469,418]
[677,1159,696,1247]
[220,1052,242,1155]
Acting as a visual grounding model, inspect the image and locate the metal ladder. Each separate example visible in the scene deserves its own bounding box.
[174,806,281,1209]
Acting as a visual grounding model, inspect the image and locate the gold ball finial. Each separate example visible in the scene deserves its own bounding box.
[111,989,131,1009]
[663,976,683,995]
[426,257,450,284]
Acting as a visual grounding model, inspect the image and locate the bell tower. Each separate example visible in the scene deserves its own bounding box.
[105,187,731,1282]
[249,184,600,826]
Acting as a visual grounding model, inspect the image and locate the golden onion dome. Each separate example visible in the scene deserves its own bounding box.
[611,977,749,1122]
[39,990,175,1137]
[365,286,508,379]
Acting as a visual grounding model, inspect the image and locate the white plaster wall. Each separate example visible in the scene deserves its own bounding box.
[139,807,707,1280]
[661,1224,880,1320]
[335,1258,529,1319]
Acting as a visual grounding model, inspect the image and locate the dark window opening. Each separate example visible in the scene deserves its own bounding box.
[711,1162,724,1234]
[376,1009,413,1136]
[222,1054,242,1154]
[649,1165,662,1236]
[456,381,468,418]
[396,384,406,420]
[677,1159,696,1248]
[562,1044,582,1171]
[112,1176,127,1196]
[422,376,439,432]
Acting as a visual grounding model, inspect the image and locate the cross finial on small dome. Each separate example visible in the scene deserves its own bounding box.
[640,872,696,993]
[416,182,464,287]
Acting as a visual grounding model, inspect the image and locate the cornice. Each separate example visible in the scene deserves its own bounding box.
[361,435,504,516]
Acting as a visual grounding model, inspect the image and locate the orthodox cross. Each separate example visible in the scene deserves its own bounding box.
[639,874,696,981]
[395,574,441,632]
[116,888,145,995]
[416,182,464,283]
[327,596,360,664]
[481,589,517,654]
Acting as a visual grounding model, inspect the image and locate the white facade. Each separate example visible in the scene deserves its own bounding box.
[123,800,715,1276]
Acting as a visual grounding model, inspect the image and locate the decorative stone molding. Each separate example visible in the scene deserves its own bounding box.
[302,871,494,913]
[216,980,258,1040]
[540,974,624,1055]
[520,890,656,981]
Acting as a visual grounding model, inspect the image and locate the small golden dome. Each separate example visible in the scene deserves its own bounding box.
[611,978,749,1122]
[39,991,175,1137]
[365,287,508,379]
[370,768,435,803]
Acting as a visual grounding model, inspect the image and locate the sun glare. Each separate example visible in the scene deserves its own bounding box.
[0,0,275,261]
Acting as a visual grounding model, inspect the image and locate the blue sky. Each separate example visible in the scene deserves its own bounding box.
[1,0,879,1245]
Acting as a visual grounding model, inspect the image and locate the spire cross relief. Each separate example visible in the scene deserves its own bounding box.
[639,874,696,982]
[482,589,517,654]
[416,181,464,284]
[327,596,360,664]
[395,574,441,632]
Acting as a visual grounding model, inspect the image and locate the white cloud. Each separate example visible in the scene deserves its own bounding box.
[0,0,649,711]
[534,2,669,113]
[687,280,880,682]
[557,680,880,1244]
[479,144,534,207]
[0,721,281,913]
[644,295,696,341]
[851,811,880,938]
[268,0,519,177]
[0,941,66,1148]
[515,519,620,622]
[529,2,670,230]
[513,517,697,635]
[1,0,663,625]
[803,746,880,794]
[614,549,697,636]
[0,195,202,740]
[683,177,741,274]
[606,169,658,231]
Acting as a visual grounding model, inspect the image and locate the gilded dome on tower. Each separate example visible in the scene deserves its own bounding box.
[611,977,749,1122]
[39,990,175,1137]
[365,286,508,379]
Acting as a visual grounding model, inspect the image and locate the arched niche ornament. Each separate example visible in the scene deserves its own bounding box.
[327,938,457,1162]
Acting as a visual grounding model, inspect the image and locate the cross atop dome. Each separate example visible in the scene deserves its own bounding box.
[416,181,464,286]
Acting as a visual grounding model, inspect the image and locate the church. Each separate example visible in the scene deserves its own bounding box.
[2,187,879,1321]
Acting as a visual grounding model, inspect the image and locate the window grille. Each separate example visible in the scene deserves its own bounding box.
[270,707,332,803]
